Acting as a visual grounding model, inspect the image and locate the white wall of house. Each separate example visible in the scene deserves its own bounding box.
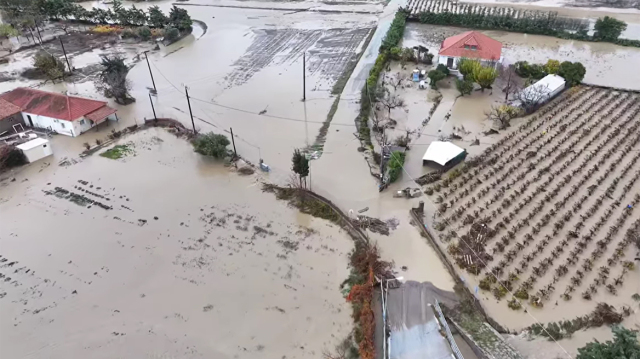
[20,112,114,137]
[73,117,95,135]
[21,112,76,136]
[438,55,502,70]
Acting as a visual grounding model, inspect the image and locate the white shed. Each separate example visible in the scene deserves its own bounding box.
[422,141,466,168]
[16,138,53,163]
[515,74,566,107]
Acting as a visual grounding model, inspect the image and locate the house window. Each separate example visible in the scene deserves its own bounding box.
[464,45,470,49]
[80,119,85,125]
[471,45,477,50]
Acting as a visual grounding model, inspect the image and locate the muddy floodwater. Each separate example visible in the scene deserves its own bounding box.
[0,129,354,358]
[404,22,640,90]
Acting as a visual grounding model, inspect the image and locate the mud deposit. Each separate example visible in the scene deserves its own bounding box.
[227,27,372,88]
[404,22,640,90]
[0,129,353,359]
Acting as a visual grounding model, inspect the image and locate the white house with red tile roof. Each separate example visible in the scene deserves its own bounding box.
[438,31,502,71]
[0,88,117,137]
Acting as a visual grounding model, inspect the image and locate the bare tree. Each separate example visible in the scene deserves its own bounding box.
[513,83,550,113]
[485,105,521,130]
[376,87,404,122]
[499,64,519,101]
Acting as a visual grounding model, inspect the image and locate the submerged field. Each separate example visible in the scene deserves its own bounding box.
[0,129,353,359]
[422,86,640,328]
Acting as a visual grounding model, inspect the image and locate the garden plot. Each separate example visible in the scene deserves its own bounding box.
[424,86,640,324]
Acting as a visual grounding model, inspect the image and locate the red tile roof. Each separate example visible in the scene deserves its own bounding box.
[0,98,22,120]
[0,88,109,122]
[439,31,502,61]
[85,106,117,123]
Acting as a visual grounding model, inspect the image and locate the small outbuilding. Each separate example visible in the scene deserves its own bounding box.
[514,74,566,108]
[422,141,466,169]
[16,137,53,163]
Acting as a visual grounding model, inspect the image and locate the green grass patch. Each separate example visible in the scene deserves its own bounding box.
[100,144,133,160]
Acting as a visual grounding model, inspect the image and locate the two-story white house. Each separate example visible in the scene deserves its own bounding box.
[0,88,117,137]
[438,31,503,72]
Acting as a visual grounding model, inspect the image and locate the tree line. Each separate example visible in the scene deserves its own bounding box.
[409,7,639,48]
[0,0,193,35]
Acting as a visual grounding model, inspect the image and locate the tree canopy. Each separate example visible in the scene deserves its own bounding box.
[169,5,193,32]
[576,326,640,359]
[594,16,627,42]
[427,69,446,89]
[458,58,481,81]
[473,66,498,91]
[97,55,134,105]
[33,50,65,81]
[291,149,309,188]
[558,61,586,87]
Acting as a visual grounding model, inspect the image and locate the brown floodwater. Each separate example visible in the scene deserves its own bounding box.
[0,129,354,358]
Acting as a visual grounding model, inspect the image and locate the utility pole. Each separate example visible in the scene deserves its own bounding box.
[230,127,238,158]
[59,37,72,73]
[144,51,157,93]
[302,52,306,101]
[35,25,43,43]
[149,93,157,121]
[185,86,196,134]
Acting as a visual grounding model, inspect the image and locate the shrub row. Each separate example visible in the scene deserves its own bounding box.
[358,11,408,147]
[412,11,640,48]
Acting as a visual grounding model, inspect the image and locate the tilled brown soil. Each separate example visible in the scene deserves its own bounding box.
[225,27,372,88]
[424,86,640,327]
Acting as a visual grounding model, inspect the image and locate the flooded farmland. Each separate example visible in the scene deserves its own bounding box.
[0,129,354,359]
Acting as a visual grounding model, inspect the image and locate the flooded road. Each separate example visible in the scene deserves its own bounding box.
[0,129,354,359]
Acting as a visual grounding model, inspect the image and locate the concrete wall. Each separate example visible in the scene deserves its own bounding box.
[21,112,75,136]
[0,113,25,135]
[20,112,112,137]
[22,141,53,163]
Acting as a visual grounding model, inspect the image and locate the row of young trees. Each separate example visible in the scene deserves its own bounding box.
[404,2,638,47]
[0,0,192,33]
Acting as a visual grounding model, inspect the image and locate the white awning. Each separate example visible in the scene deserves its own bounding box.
[422,141,465,166]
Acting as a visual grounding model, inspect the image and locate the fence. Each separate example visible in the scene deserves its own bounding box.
[435,299,465,359]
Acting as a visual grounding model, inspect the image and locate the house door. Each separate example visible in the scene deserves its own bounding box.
[27,115,34,127]
[447,57,454,68]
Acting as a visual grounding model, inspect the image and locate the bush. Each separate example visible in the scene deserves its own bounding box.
[389,47,402,60]
[427,70,446,89]
[33,51,65,81]
[120,28,137,39]
[558,61,586,87]
[455,79,474,96]
[387,150,405,183]
[137,26,152,40]
[164,26,180,42]
[0,147,27,170]
[436,64,449,76]
[192,132,230,158]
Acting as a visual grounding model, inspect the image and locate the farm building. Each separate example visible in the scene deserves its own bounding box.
[0,98,25,136]
[422,141,467,170]
[513,74,566,109]
[16,137,53,163]
[438,31,502,71]
[0,88,117,137]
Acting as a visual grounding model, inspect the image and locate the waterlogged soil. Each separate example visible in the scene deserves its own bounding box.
[404,22,640,90]
[0,129,354,359]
